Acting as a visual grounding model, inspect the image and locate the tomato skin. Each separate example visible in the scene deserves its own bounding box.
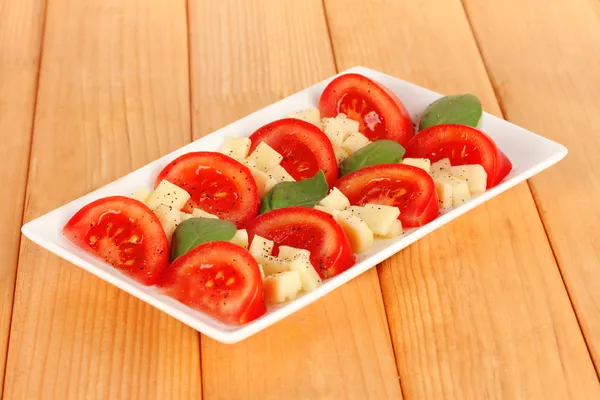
[246,206,355,279]
[404,124,512,188]
[155,152,259,227]
[319,73,415,146]
[160,241,265,325]
[63,196,169,286]
[248,118,338,186]
[335,164,439,227]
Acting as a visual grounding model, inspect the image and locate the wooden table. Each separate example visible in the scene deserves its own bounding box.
[1,0,600,398]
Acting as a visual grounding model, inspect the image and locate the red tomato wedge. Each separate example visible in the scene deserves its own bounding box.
[160,241,266,325]
[155,152,259,226]
[63,196,169,285]
[404,124,512,188]
[335,164,439,227]
[319,73,415,146]
[248,118,338,186]
[246,207,355,279]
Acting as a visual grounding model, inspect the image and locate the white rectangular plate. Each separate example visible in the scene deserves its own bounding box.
[22,67,567,344]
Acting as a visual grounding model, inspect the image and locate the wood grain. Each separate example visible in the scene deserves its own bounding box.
[0,0,46,393]
[189,1,402,399]
[324,0,600,398]
[3,0,201,398]
[462,0,600,373]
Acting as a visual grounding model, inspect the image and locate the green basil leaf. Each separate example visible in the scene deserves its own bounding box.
[418,94,482,131]
[260,170,328,214]
[170,217,236,261]
[339,140,405,176]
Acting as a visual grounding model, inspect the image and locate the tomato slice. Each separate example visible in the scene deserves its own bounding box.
[63,196,169,285]
[318,73,415,146]
[246,206,355,279]
[155,152,259,226]
[248,118,338,186]
[335,164,439,227]
[404,124,512,188]
[160,241,265,325]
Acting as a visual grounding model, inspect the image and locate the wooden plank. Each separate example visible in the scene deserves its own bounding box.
[189,1,402,399]
[3,0,202,398]
[324,0,600,398]
[462,0,600,373]
[0,0,45,393]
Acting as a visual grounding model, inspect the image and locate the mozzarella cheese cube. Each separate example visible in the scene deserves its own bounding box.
[435,181,453,210]
[433,172,471,206]
[341,132,371,154]
[147,180,191,211]
[267,165,295,183]
[153,204,181,240]
[247,142,283,172]
[381,219,403,238]
[450,164,487,195]
[131,188,151,203]
[347,204,401,236]
[322,117,348,147]
[191,208,219,219]
[249,234,274,258]
[314,205,341,218]
[431,158,451,174]
[402,158,431,174]
[336,210,374,253]
[263,271,303,304]
[247,166,271,197]
[333,146,350,164]
[231,229,249,249]
[263,177,279,194]
[289,255,322,292]
[219,136,251,160]
[180,212,194,221]
[319,187,350,210]
[277,246,310,261]
[255,254,290,276]
[336,113,360,135]
[286,107,321,129]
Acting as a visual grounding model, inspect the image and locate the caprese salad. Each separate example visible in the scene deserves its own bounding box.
[62,73,512,325]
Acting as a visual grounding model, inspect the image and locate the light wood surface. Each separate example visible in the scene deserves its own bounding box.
[2,0,600,398]
[323,0,600,398]
[190,1,401,399]
[463,0,600,373]
[0,0,46,393]
[2,0,201,398]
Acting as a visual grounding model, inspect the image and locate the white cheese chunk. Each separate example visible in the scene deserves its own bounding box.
[289,255,322,292]
[131,188,151,203]
[255,254,290,276]
[435,181,453,210]
[431,158,451,174]
[286,107,321,129]
[314,205,341,218]
[402,158,432,174]
[333,146,350,164]
[231,229,249,249]
[335,113,360,135]
[249,234,274,258]
[147,180,191,211]
[450,164,487,195]
[319,187,350,210]
[341,132,371,154]
[191,208,219,219]
[381,219,403,238]
[219,136,251,160]
[263,271,303,304]
[277,246,310,261]
[347,204,401,236]
[336,210,374,253]
[433,172,471,206]
[267,165,295,183]
[322,117,348,147]
[247,142,283,172]
[153,204,181,241]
